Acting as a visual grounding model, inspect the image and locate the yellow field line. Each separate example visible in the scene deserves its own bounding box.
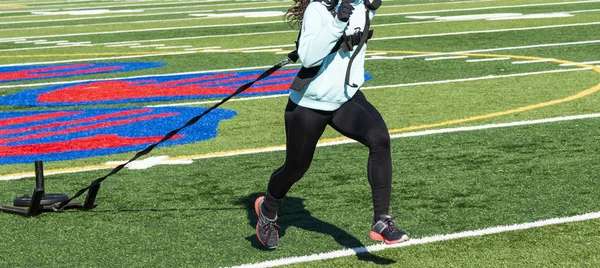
[1,164,119,181]
[169,145,287,161]
[1,51,599,179]
[0,4,26,8]
[316,52,600,144]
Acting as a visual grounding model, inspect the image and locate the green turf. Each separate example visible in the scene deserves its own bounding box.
[284,219,600,267]
[1,114,600,267]
[1,0,600,266]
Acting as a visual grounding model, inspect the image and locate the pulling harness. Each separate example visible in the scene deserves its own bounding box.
[290,0,377,91]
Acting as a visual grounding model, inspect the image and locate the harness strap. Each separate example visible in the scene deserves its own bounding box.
[289,37,344,91]
[52,53,298,211]
[340,29,373,53]
[289,1,339,91]
[344,8,370,87]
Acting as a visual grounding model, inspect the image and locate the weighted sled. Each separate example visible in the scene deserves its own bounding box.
[13,193,69,207]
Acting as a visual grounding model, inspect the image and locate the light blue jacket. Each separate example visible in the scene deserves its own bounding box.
[289,0,375,111]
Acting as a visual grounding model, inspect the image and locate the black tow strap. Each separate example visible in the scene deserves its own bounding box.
[344,9,370,87]
[53,52,299,211]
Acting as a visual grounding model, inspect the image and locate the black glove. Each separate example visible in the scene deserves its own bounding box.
[336,0,354,23]
[365,0,381,10]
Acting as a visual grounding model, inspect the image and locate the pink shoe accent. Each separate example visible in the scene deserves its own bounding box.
[254,196,266,246]
[370,231,408,245]
[254,196,264,216]
[369,230,384,241]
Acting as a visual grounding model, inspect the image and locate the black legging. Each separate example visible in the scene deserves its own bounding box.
[267,91,392,218]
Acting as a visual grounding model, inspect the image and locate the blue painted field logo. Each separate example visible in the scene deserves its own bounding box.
[0,69,372,106]
[0,107,236,165]
[0,62,165,83]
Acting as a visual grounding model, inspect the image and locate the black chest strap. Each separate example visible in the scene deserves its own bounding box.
[340,29,373,53]
[289,2,373,91]
[344,8,370,87]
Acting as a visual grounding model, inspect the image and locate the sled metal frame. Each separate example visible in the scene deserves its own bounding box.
[0,161,93,217]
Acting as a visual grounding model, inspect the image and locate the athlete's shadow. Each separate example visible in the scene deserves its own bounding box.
[235,192,396,265]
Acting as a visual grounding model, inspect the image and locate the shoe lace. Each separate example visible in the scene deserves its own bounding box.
[383,214,398,232]
[263,220,280,235]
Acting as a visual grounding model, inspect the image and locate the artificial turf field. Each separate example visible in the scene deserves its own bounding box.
[0,0,599,267]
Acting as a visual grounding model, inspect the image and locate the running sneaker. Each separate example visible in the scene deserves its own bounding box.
[254,196,279,249]
[370,214,409,245]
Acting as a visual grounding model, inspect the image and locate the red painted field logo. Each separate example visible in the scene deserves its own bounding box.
[0,107,236,165]
[0,68,372,106]
[0,62,165,83]
[0,64,373,164]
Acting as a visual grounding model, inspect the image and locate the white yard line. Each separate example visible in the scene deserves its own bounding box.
[382,0,494,8]
[361,68,593,90]
[370,39,600,60]
[0,4,292,30]
[33,40,68,44]
[1,0,596,32]
[213,5,290,12]
[184,46,222,51]
[0,0,250,17]
[242,49,283,53]
[0,2,293,25]
[11,0,559,33]
[1,22,597,62]
[58,0,229,11]
[0,30,296,53]
[560,60,600,66]
[369,55,409,60]
[424,55,468,61]
[466,57,511,62]
[0,10,204,24]
[570,8,600,13]
[370,22,600,40]
[512,58,556,64]
[3,20,598,53]
[0,17,206,32]
[0,21,284,41]
[233,211,600,268]
[236,44,295,50]
[0,51,195,69]
[0,0,483,16]
[129,44,165,48]
[14,39,47,44]
[155,45,192,49]
[1,0,227,12]
[5,0,589,20]
[0,0,493,18]
[2,4,599,43]
[105,43,141,47]
[101,30,296,45]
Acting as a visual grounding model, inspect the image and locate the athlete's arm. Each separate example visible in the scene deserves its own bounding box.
[297,3,347,68]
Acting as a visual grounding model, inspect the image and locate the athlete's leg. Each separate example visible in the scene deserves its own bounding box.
[262,99,332,219]
[329,91,392,219]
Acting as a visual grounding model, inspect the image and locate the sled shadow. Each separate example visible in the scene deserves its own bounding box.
[235,192,396,265]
